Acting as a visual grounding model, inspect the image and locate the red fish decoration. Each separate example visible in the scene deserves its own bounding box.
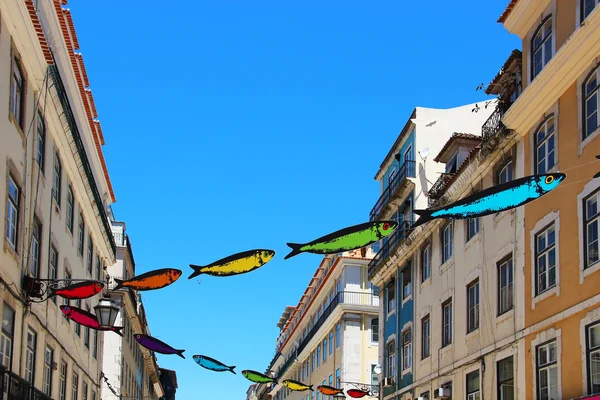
[346,389,370,398]
[51,281,104,300]
[60,305,123,336]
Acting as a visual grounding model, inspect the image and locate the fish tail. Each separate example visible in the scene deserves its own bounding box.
[229,365,236,374]
[284,243,304,260]
[310,385,314,391]
[176,349,185,359]
[111,326,124,337]
[411,209,434,229]
[113,278,125,290]
[188,265,204,280]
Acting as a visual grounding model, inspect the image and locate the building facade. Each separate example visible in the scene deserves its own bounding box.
[0,1,116,399]
[101,217,164,400]
[499,0,600,399]
[266,249,380,400]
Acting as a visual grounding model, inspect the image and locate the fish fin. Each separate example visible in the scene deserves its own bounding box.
[411,208,434,230]
[284,243,304,260]
[176,349,185,359]
[111,326,124,337]
[188,265,204,280]
[113,278,125,291]
[229,366,236,374]
[594,171,600,179]
[310,385,314,391]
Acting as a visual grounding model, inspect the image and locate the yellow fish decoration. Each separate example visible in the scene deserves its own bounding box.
[188,249,275,279]
[283,379,313,392]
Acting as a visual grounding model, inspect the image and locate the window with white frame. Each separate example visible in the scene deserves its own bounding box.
[498,256,514,315]
[30,217,42,278]
[25,328,36,383]
[586,322,600,395]
[466,370,481,400]
[584,189,600,269]
[422,315,430,359]
[402,328,412,370]
[74,299,81,335]
[442,223,453,263]
[63,271,71,316]
[49,245,58,282]
[402,265,411,299]
[442,298,452,347]
[323,338,327,362]
[36,111,46,171]
[536,340,559,400]
[467,218,480,241]
[95,255,102,281]
[78,213,85,256]
[329,331,333,354]
[53,152,62,205]
[84,306,90,348]
[82,381,88,400]
[386,340,395,377]
[388,168,397,186]
[87,236,93,274]
[6,175,20,249]
[10,57,24,127]
[497,355,514,400]
[0,303,15,368]
[584,66,600,140]
[72,372,79,400]
[535,223,557,295]
[534,116,556,174]
[387,280,396,314]
[59,361,67,400]
[498,159,514,184]
[582,0,600,22]
[531,17,553,80]
[371,364,379,387]
[66,186,74,233]
[421,243,431,282]
[43,346,53,396]
[467,279,479,333]
[371,317,379,343]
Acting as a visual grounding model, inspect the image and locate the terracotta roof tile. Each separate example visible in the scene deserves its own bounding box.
[25,0,54,64]
[498,0,519,23]
[434,132,481,163]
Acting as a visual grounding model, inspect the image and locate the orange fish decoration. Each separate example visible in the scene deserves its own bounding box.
[50,281,104,300]
[317,385,344,396]
[113,268,182,291]
[347,389,370,398]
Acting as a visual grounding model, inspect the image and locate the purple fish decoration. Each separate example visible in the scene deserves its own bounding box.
[133,333,185,359]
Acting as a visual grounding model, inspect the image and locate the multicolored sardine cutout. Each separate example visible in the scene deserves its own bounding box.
[60,305,123,336]
[133,334,185,359]
[346,389,370,398]
[317,385,344,396]
[285,221,398,260]
[283,379,313,392]
[242,370,278,384]
[412,173,566,229]
[189,250,275,279]
[114,268,182,291]
[51,281,104,300]
[192,355,236,374]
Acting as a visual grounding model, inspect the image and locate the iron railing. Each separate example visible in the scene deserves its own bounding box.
[368,220,415,278]
[481,100,513,143]
[427,173,454,207]
[113,231,127,247]
[370,161,416,221]
[0,367,51,400]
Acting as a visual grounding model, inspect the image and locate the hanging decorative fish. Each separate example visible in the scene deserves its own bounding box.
[412,173,566,229]
[242,370,278,384]
[192,355,236,374]
[346,389,370,398]
[188,250,275,279]
[317,385,344,396]
[285,221,398,260]
[133,334,185,359]
[60,305,123,336]
[282,379,313,392]
[113,269,182,291]
[50,281,104,300]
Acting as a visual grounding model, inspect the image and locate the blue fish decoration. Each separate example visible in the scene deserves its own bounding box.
[192,354,236,374]
[412,173,566,229]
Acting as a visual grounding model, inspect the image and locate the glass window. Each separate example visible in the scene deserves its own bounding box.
[59,361,67,400]
[66,186,74,233]
[421,244,431,282]
[497,356,514,400]
[535,223,557,295]
[6,175,20,249]
[317,345,321,367]
[584,67,600,139]
[442,223,453,263]
[587,322,600,394]
[36,111,46,171]
[30,217,42,277]
[402,329,412,370]
[531,17,553,80]
[371,364,379,387]
[536,340,559,400]
[442,299,452,347]
[43,346,53,396]
[336,324,341,347]
[466,370,481,400]
[72,372,79,400]
[53,152,62,205]
[371,317,379,343]
[0,303,15,368]
[467,280,480,333]
[498,257,514,315]
[25,328,37,383]
[421,315,430,359]
[386,340,395,377]
[10,57,24,127]
[467,218,480,241]
[582,0,600,23]
[87,236,94,274]
[387,281,396,314]
[329,331,334,354]
[402,266,412,299]
[585,189,600,268]
[534,116,556,174]
[323,339,327,362]
[498,160,513,184]
[78,213,85,256]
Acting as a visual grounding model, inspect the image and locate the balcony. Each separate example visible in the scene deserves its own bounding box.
[427,173,455,207]
[0,367,51,400]
[275,291,378,378]
[368,220,415,279]
[370,161,416,221]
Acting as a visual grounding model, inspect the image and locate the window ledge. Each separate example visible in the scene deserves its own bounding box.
[402,294,413,306]
[494,209,515,227]
[440,260,455,275]
[496,309,515,324]
[465,329,480,341]
[401,367,411,377]
[386,309,396,320]
[582,262,600,284]
[440,343,453,356]
[3,239,19,264]
[8,113,26,146]
[579,126,600,156]
[465,235,480,251]
[532,284,559,309]
[420,277,431,292]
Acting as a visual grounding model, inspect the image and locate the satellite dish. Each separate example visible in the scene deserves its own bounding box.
[374,365,382,375]
[419,147,430,160]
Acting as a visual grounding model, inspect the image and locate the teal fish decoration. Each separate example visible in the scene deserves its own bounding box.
[192,354,236,374]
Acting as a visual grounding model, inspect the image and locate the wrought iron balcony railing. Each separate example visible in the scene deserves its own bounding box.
[370,161,416,221]
[427,173,454,207]
[368,220,415,279]
[0,367,51,400]
[481,100,513,143]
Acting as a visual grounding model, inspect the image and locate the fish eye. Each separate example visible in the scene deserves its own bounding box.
[97,283,102,287]
[545,176,554,184]
[383,223,390,230]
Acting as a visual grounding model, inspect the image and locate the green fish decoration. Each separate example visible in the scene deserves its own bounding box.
[242,369,278,384]
[284,220,398,260]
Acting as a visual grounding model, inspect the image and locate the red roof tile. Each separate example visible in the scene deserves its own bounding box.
[498,0,519,23]
[434,132,481,163]
[24,0,54,64]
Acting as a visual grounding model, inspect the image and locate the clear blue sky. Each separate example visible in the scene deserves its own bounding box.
[70,1,520,398]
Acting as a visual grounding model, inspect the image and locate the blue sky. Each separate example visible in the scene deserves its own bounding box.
[71,1,520,398]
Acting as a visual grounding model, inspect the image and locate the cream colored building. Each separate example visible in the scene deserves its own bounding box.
[266,249,380,400]
[0,0,117,399]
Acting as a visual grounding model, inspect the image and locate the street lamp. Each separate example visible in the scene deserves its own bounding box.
[94,297,120,328]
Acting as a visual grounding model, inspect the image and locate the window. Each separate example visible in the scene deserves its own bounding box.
[6,175,20,249]
[402,266,412,299]
[43,346,53,396]
[328,375,333,396]
[0,303,15,368]
[92,391,96,400]
[534,116,556,174]
[387,280,396,314]
[467,279,480,333]
[371,317,379,343]
[311,352,315,372]
[84,307,90,348]
[87,236,93,274]
[421,244,431,282]
[386,340,395,377]
[49,245,58,281]
[66,186,74,233]
[497,356,514,400]
[467,218,480,241]
[82,381,88,400]
[531,17,553,80]
[498,160,514,184]
[402,329,412,370]
[317,345,321,367]
[329,332,334,354]
[36,111,46,171]
[336,368,340,385]
[586,322,600,394]
[421,315,430,359]
[585,189,600,268]
[59,361,67,400]
[371,364,379,387]
[323,339,327,362]
[446,153,458,174]
[420,392,430,400]
[498,257,514,315]
[582,0,600,22]
[442,223,453,263]
[72,372,79,400]
[74,299,81,335]
[584,66,600,140]
[63,271,71,315]
[536,340,559,400]
[95,255,102,281]
[25,328,37,383]
[53,152,62,204]
[78,213,85,256]
[388,168,397,185]
[535,223,557,295]
[93,329,98,359]
[442,299,452,347]
[30,217,42,277]
[10,57,25,127]
[466,370,481,400]
[336,324,341,347]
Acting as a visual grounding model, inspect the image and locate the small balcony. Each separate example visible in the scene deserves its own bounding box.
[481,100,513,144]
[370,160,416,221]
[427,173,455,207]
[0,367,51,400]
[368,220,415,279]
